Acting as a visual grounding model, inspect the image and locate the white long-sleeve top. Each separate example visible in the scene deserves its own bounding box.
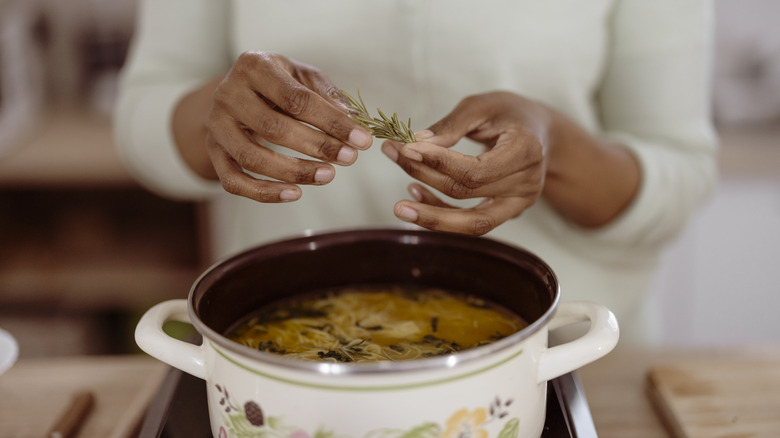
[114,0,718,345]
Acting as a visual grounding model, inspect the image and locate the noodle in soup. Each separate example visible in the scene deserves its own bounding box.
[227,286,527,363]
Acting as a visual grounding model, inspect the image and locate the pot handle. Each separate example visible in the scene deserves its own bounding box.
[536,301,619,383]
[135,299,207,380]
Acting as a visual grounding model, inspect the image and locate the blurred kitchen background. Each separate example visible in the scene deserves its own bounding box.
[0,0,777,359]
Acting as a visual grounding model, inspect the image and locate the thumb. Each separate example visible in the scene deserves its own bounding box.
[417,98,490,148]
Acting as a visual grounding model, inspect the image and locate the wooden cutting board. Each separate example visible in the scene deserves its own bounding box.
[646,358,780,438]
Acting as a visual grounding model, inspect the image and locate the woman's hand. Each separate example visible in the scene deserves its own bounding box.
[381,92,549,235]
[381,91,640,235]
[174,51,373,202]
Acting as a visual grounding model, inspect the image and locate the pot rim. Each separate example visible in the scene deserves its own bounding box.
[187,226,561,376]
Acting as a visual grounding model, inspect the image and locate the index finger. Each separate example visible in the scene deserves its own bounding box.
[249,58,372,150]
[399,134,537,188]
[297,70,352,110]
[394,197,530,236]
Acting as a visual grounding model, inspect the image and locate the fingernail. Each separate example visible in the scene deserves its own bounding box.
[315,167,334,183]
[381,143,398,162]
[401,146,423,162]
[414,130,434,140]
[280,189,300,202]
[337,146,357,164]
[395,205,418,222]
[349,129,373,149]
[408,185,422,201]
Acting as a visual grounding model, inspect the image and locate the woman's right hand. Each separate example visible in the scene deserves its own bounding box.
[178,51,373,203]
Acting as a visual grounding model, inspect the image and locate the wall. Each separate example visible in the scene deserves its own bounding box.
[651,129,780,346]
[650,0,780,346]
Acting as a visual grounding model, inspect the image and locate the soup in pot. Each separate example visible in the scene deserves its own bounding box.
[227,285,527,363]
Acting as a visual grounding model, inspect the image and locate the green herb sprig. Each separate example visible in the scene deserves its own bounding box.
[342,88,416,144]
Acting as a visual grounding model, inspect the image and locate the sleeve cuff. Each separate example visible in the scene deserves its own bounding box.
[114,80,223,200]
[581,130,717,249]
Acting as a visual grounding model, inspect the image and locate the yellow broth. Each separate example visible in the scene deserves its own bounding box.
[227,286,527,363]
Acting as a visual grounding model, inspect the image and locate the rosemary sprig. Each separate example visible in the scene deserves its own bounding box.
[342,88,416,143]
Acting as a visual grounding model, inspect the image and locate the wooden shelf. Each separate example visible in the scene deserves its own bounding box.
[0,103,208,316]
[0,181,206,313]
[0,105,135,187]
[0,261,199,311]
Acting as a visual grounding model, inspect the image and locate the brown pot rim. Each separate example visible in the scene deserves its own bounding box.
[186,226,561,375]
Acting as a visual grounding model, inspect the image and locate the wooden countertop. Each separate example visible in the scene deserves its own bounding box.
[577,344,780,438]
[1,345,779,437]
[0,355,168,438]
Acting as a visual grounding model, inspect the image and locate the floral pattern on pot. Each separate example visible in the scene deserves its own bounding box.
[215,383,519,438]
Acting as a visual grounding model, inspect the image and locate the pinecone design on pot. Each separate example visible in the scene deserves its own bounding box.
[244,401,265,426]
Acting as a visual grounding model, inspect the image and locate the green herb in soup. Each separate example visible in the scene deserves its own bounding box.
[227,286,527,363]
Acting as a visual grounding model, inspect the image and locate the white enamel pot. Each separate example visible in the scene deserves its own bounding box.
[136,228,618,438]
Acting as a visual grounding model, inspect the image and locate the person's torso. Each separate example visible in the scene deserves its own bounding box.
[229,0,613,130]
[218,0,616,247]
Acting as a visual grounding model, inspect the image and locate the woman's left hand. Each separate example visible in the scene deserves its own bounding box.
[381,91,553,235]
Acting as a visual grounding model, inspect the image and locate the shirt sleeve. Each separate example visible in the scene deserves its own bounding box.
[113,0,230,200]
[590,0,719,248]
